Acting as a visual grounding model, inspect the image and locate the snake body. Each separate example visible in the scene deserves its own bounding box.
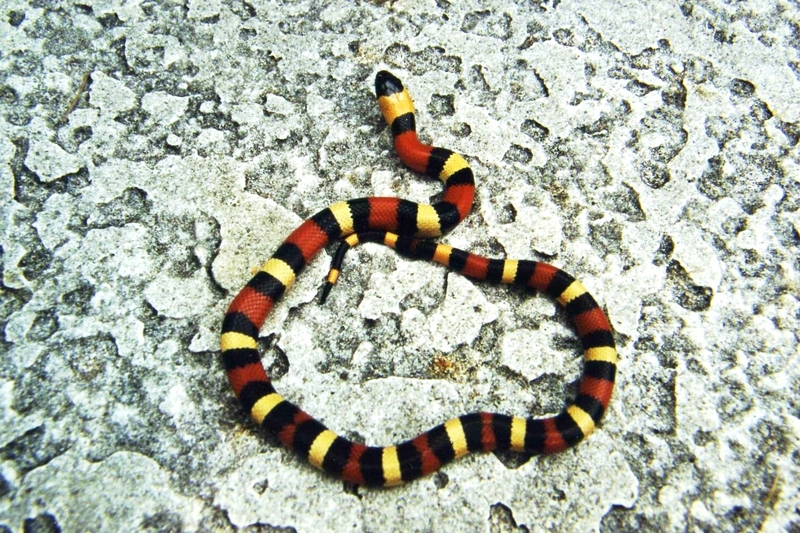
[220,71,617,486]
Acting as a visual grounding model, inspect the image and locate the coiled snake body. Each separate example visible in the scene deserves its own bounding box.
[220,71,617,487]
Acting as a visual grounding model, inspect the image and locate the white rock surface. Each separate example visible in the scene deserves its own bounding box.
[1,1,798,532]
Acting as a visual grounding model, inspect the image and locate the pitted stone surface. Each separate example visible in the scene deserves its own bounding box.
[1,1,798,531]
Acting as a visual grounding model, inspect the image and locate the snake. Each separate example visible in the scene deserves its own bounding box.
[220,71,617,487]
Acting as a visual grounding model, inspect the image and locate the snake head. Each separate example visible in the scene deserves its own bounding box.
[375,70,404,98]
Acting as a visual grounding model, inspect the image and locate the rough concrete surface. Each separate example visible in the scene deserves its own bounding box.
[0,0,799,531]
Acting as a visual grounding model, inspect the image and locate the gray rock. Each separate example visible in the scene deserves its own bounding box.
[1,1,798,531]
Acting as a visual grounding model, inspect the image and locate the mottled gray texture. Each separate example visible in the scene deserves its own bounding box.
[1,0,799,532]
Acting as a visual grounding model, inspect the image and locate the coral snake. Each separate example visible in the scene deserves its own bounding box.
[220,71,617,487]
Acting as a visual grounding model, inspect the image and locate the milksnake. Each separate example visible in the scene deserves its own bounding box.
[220,71,617,486]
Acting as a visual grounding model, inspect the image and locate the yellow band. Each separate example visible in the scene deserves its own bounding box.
[308,430,338,468]
[440,153,469,183]
[377,88,415,125]
[251,393,284,424]
[261,258,296,288]
[444,418,469,458]
[221,331,257,351]
[382,446,403,486]
[557,280,587,306]
[585,346,617,364]
[501,260,518,284]
[416,204,441,237]
[329,201,354,236]
[510,417,527,451]
[567,405,595,437]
